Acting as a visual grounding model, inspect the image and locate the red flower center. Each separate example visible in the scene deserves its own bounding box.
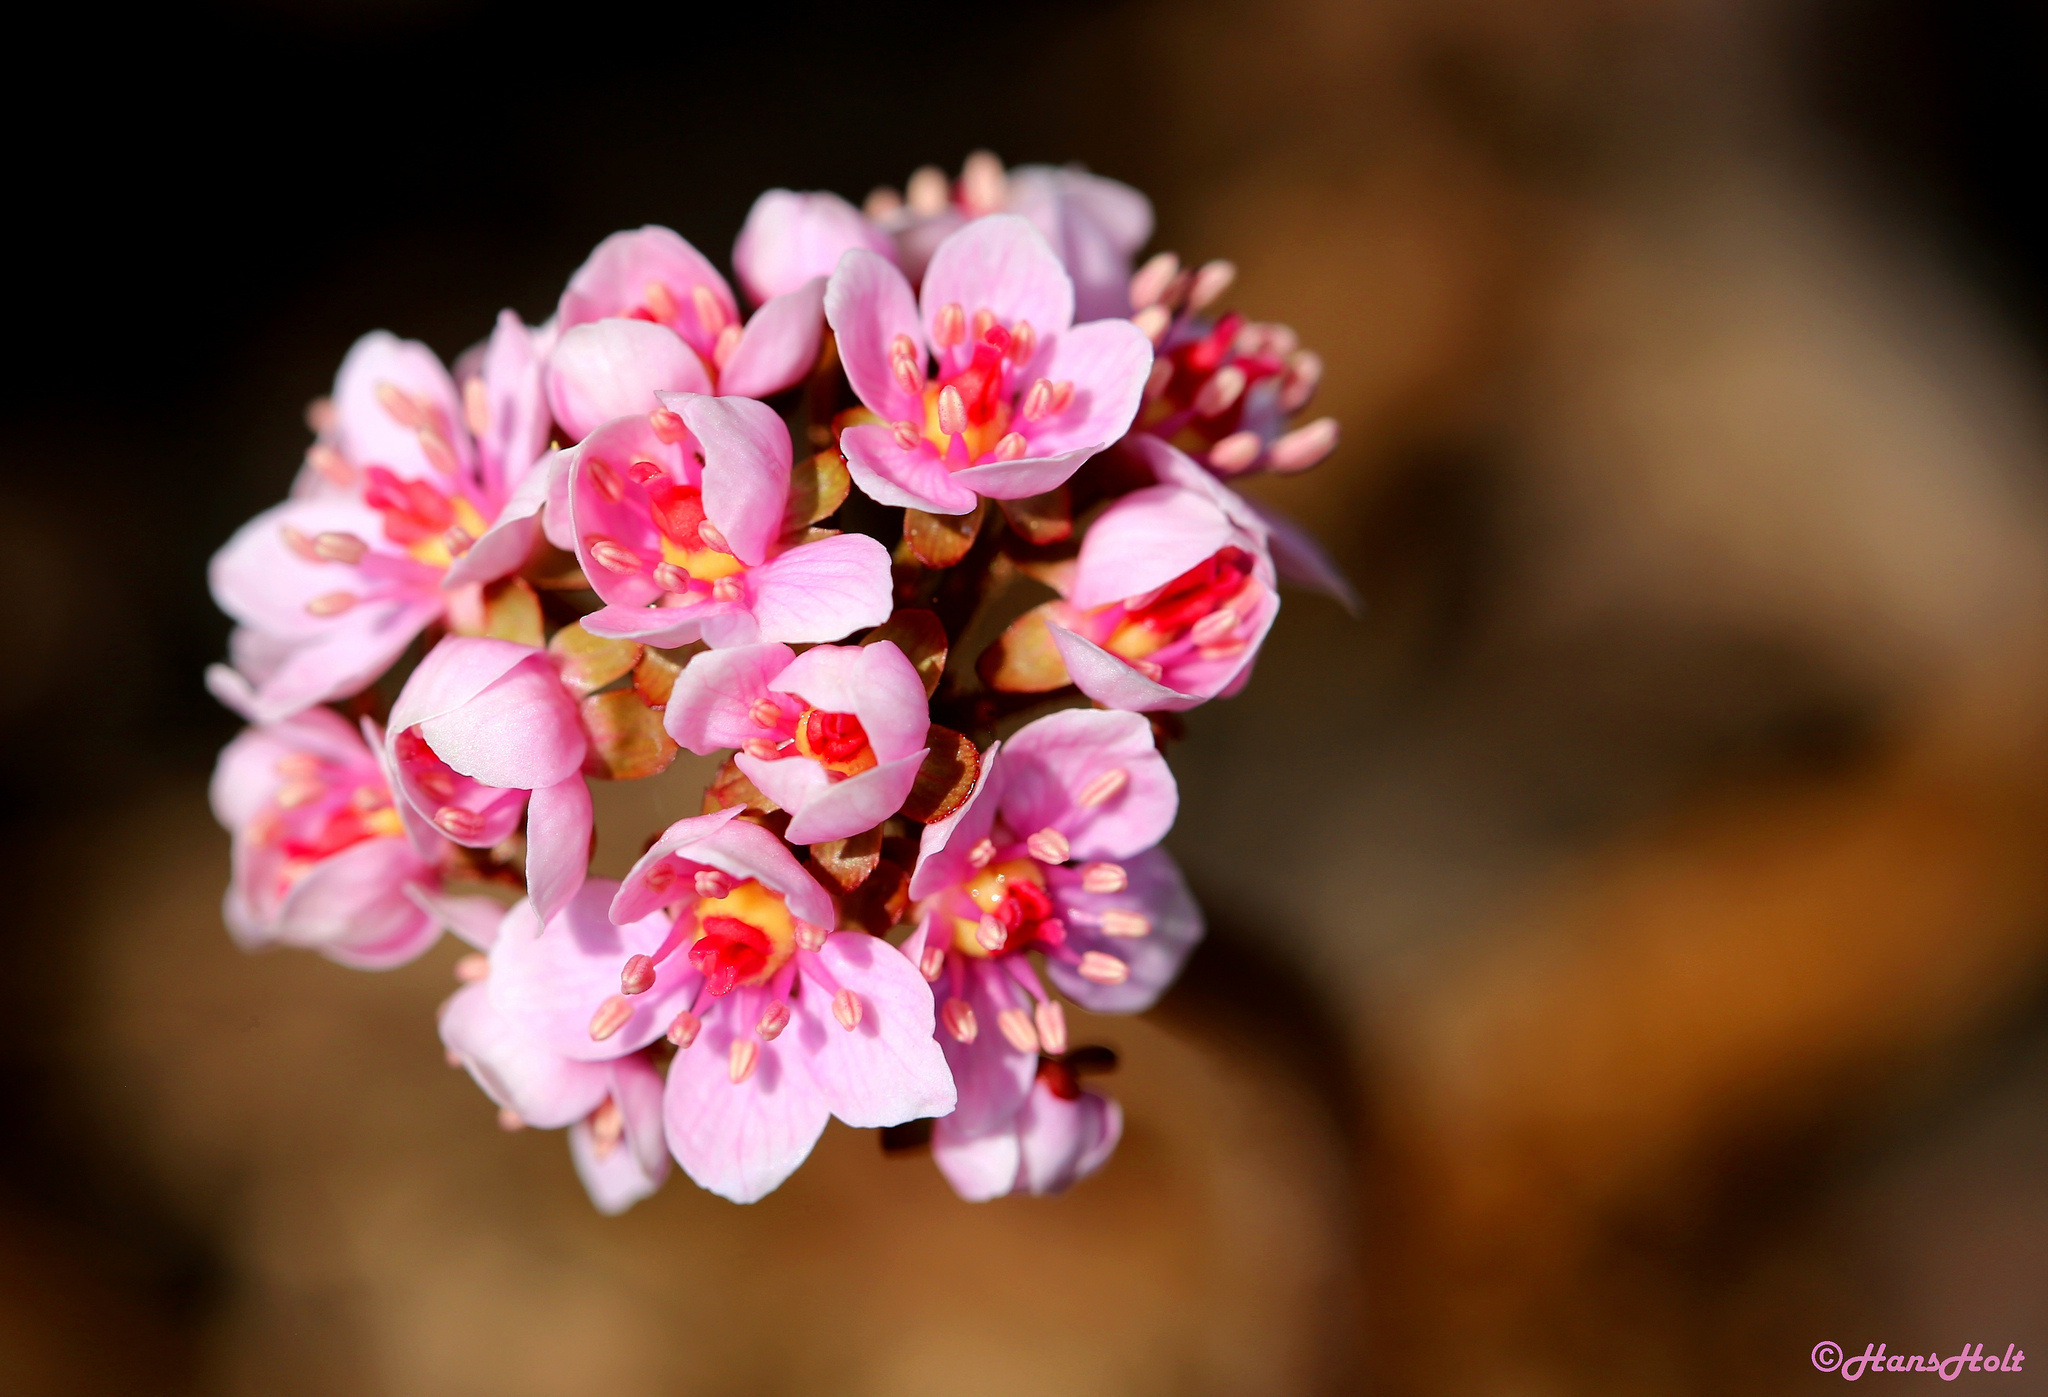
[689,914,773,997]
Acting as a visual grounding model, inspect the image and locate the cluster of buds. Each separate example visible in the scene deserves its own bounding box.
[207,152,1352,1210]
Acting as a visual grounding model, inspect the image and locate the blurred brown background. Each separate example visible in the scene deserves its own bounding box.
[4,0,2047,1392]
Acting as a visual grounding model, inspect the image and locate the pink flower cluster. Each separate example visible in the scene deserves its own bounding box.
[207,153,1348,1209]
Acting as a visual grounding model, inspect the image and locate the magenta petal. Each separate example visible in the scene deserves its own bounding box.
[673,392,791,565]
[1047,622,1206,713]
[734,190,894,306]
[662,991,831,1203]
[920,215,1075,356]
[822,248,926,423]
[488,883,690,1061]
[525,775,592,924]
[998,708,1178,859]
[546,319,710,442]
[209,707,365,828]
[662,643,797,753]
[333,330,470,484]
[743,533,894,644]
[931,1115,1023,1201]
[838,424,977,514]
[412,650,585,790]
[1015,1083,1122,1194]
[946,446,1101,502]
[907,740,1005,901]
[1044,847,1203,1013]
[715,278,825,400]
[794,933,954,1126]
[770,641,928,760]
[1070,484,1236,609]
[778,750,926,844]
[1019,318,1152,456]
[440,982,611,1129]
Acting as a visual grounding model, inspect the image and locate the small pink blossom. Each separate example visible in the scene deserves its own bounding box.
[733,189,897,306]
[824,215,1153,515]
[568,394,893,649]
[664,641,931,843]
[901,708,1200,1200]
[208,319,552,722]
[385,637,592,922]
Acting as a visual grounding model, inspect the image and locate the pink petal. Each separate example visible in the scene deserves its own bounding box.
[557,226,737,355]
[227,601,442,724]
[671,392,791,565]
[1242,496,1360,613]
[998,708,1178,859]
[488,882,690,1061]
[1069,484,1236,609]
[662,643,797,753]
[1047,621,1207,713]
[906,740,1006,901]
[769,641,928,760]
[566,415,689,611]
[714,278,826,400]
[402,884,506,950]
[445,449,557,588]
[838,424,978,514]
[733,190,894,306]
[609,807,745,923]
[734,750,833,821]
[387,635,536,734]
[793,932,954,1126]
[580,602,717,648]
[935,951,1037,1135]
[569,1116,667,1215]
[209,707,366,829]
[822,248,926,422]
[1016,318,1152,457]
[1005,165,1154,322]
[920,216,1075,370]
[525,774,592,923]
[743,533,894,644]
[411,649,585,791]
[210,496,435,642]
[333,330,471,484]
[945,445,1100,502]
[662,989,832,1203]
[476,309,552,501]
[930,1115,1022,1201]
[439,982,610,1128]
[1044,847,1203,1013]
[777,750,927,844]
[545,319,711,443]
[612,808,833,929]
[1015,1082,1122,1194]
[264,837,436,963]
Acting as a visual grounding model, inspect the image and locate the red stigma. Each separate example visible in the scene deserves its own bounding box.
[803,710,869,764]
[1127,547,1255,633]
[689,915,772,996]
[642,476,707,549]
[944,338,1010,426]
[361,466,455,546]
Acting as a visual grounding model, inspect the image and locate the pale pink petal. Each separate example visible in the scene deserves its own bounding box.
[525,775,592,923]
[445,449,559,588]
[1015,1083,1123,1194]
[364,715,443,855]
[412,650,585,790]
[267,837,436,962]
[209,707,364,828]
[609,807,744,923]
[778,750,926,844]
[488,883,689,1061]
[566,416,689,612]
[671,392,791,565]
[333,330,470,483]
[822,248,926,422]
[609,1053,669,1184]
[733,751,833,820]
[476,310,552,499]
[1016,318,1152,457]
[439,983,610,1128]
[663,990,832,1203]
[937,953,1037,1136]
[794,932,954,1126]
[226,600,442,724]
[906,741,1005,901]
[714,279,825,400]
[890,207,965,285]
[557,226,737,352]
[205,661,262,722]
[1044,847,1203,1013]
[569,1117,665,1214]
[1048,622,1206,713]
[580,602,717,648]
[546,319,710,443]
[931,1116,1023,1201]
[734,190,894,306]
[403,884,506,950]
[1069,484,1236,609]
[920,216,1075,367]
[1242,496,1360,613]
[838,425,978,514]
[320,904,446,970]
[662,643,797,753]
[743,533,894,644]
[998,708,1178,859]
[945,445,1100,502]
[1005,165,1153,322]
[611,809,833,929]
[388,635,533,732]
[769,641,928,760]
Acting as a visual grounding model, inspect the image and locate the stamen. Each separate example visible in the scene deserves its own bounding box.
[620,954,657,995]
[1189,607,1239,646]
[1100,909,1151,938]
[281,525,321,562]
[627,460,663,485]
[906,165,950,215]
[976,916,1009,953]
[649,408,687,443]
[275,777,322,809]
[1134,659,1166,681]
[713,324,743,371]
[276,752,322,778]
[644,281,679,323]
[588,994,634,1041]
[694,868,734,898]
[793,920,828,952]
[756,1002,790,1040]
[652,562,690,593]
[1021,378,1054,420]
[1193,365,1247,418]
[970,308,997,343]
[863,186,903,219]
[832,988,863,1030]
[1197,641,1248,662]
[711,576,743,603]
[1208,431,1264,475]
[696,521,731,555]
[644,863,676,891]
[1280,350,1323,411]
[1130,251,1180,310]
[463,377,491,438]
[415,770,456,800]
[941,998,978,1043]
[306,397,338,435]
[932,306,965,351]
[1076,768,1128,807]
[741,737,783,760]
[1035,1000,1069,1055]
[1267,417,1339,473]
[919,942,947,981]
[691,284,728,336]
[1026,828,1071,863]
[1081,862,1127,894]
[305,592,358,616]
[1077,951,1129,985]
[937,385,967,438]
[667,1009,702,1048]
[434,806,485,840]
[729,1037,759,1084]
[1008,320,1037,364]
[588,1098,625,1156]
[498,1108,526,1132]
[748,698,783,729]
[992,433,1028,460]
[1188,259,1237,310]
[312,531,368,564]
[1051,381,1074,414]
[960,149,1007,214]
[967,837,996,869]
[997,1007,1041,1054]
[454,953,489,983]
[375,381,426,429]
[444,526,474,557]
[588,538,642,574]
[587,458,624,502]
[308,444,354,487]
[417,428,460,475]
[892,420,922,450]
[1133,305,1172,343]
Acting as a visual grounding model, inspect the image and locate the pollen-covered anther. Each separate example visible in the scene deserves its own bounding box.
[711,576,743,604]
[417,428,460,476]
[620,954,658,995]
[830,988,863,1031]
[443,526,474,556]
[1209,431,1264,475]
[692,284,729,336]
[1189,259,1237,311]
[497,1108,526,1132]
[1076,767,1128,808]
[312,530,368,564]
[1078,951,1129,985]
[937,385,968,438]
[1130,251,1180,309]
[587,458,624,502]
[941,998,978,1043]
[967,837,996,869]
[1193,365,1247,418]
[1133,305,1172,343]
[976,915,1010,953]
[997,1007,1041,1054]
[588,994,634,1041]
[453,953,489,983]
[748,698,783,729]
[652,562,690,593]
[1134,659,1165,681]
[308,443,353,487]
[756,1001,791,1040]
[891,420,922,449]
[305,591,359,616]
[742,737,783,760]
[589,538,641,574]
[1268,417,1339,473]
[1008,320,1037,365]
[649,408,687,443]
[793,919,828,952]
[712,323,743,372]
[666,1009,702,1048]
[1189,607,1240,646]
[1021,378,1054,420]
[919,943,946,981]
[644,281,680,323]
[1026,828,1070,863]
[433,806,485,840]
[932,303,966,349]
[1035,999,1069,1055]
[696,521,732,555]
[1100,909,1151,938]
[1280,350,1324,411]
[728,1037,759,1084]
[693,868,734,898]
[1080,862,1127,894]
[992,433,1028,460]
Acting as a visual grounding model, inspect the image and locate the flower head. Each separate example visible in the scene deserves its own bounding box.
[733,188,897,306]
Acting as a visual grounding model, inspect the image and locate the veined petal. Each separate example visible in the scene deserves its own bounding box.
[734,190,894,306]
[715,278,825,401]
[1044,847,1203,1013]
[1015,1082,1122,1194]
[744,533,894,644]
[525,775,592,923]
[997,707,1178,859]
[663,989,831,1203]
[672,392,791,565]
[488,883,689,1061]
[558,226,737,357]
[920,216,1075,366]
[1047,622,1208,713]
[546,319,710,443]
[440,982,610,1129]
[411,649,585,791]
[662,643,797,753]
[906,741,1005,901]
[838,425,978,514]
[1018,318,1152,457]
[333,330,472,485]
[1069,484,1236,610]
[931,1115,1023,1201]
[823,248,926,423]
[769,641,928,760]
[793,933,953,1127]
[778,750,926,844]
[945,445,1100,502]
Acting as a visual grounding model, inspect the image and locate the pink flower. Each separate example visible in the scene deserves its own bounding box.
[664,641,930,843]
[385,637,592,922]
[931,1067,1124,1200]
[568,393,892,649]
[824,215,1153,515]
[209,706,448,968]
[732,189,896,306]
[609,810,955,1203]
[208,318,551,722]
[545,225,828,441]
[899,708,1200,1200]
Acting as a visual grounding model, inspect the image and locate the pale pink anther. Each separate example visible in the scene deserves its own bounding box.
[937,385,968,437]
[375,381,428,429]
[274,777,322,809]
[463,377,491,437]
[970,308,997,342]
[644,281,680,323]
[1280,350,1324,412]
[305,591,358,617]
[689,522,730,557]
[1077,951,1129,985]
[892,420,922,450]
[453,953,490,983]
[711,576,742,603]
[1050,381,1074,413]
[417,428,461,476]
[1076,767,1128,808]
[941,997,978,1044]
[1134,659,1165,681]
[793,919,828,952]
[649,408,687,443]
[919,943,947,981]
[906,165,949,215]
[756,1001,791,1041]
[349,784,388,812]
[1189,608,1240,647]
[1008,320,1037,364]
[498,1108,526,1132]
[589,1097,625,1155]
[588,994,634,1042]
[992,433,1028,460]
[1268,417,1339,473]
[667,1009,702,1048]
[748,698,783,729]
[1193,365,1247,418]
[1130,251,1180,310]
[652,562,690,593]
[713,323,744,371]
[1080,862,1128,894]
[434,806,486,840]
[308,444,354,488]
[997,1006,1041,1054]
[1133,305,1172,343]
[742,737,782,760]
[1026,827,1071,864]
[312,531,368,564]
[1034,999,1069,1055]
[960,150,1008,214]
[1021,378,1054,420]
[976,915,1008,953]
[415,769,456,800]
[281,525,320,562]
[275,752,322,778]
[1188,259,1237,311]
[968,837,996,869]
[1209,431,1263,474]
[587,459,624,502]
[443,526,474,556]
[589,539,642,574]
[891,356,922,397]
[729,1037,759,1084]
[864,186,902,219]
[694,868,734,899]
[645,863,676,891]
[692,284,728,336]
[831,988,863,1031]
[620,953,658,995]
[1100,909,1151,939]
